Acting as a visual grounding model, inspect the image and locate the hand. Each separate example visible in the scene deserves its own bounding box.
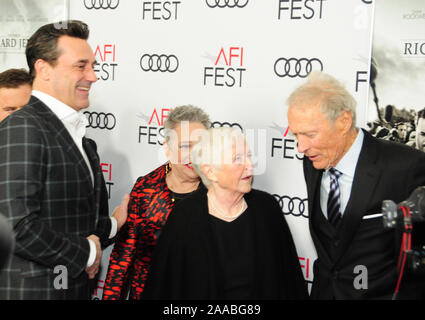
[85,234,101,279]
[112,193,130,231]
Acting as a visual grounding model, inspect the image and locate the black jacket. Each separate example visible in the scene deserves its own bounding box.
[0,97,110,299]
[304,129,425,299]
[143,188,308,300]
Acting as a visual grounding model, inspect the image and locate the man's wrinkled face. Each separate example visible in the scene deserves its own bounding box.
[288,103,349,170]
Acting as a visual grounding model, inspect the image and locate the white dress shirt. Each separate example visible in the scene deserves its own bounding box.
[320,128,364,219]
[32,90,117,267]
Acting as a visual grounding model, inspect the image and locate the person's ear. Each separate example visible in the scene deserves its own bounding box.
[337,111,353,135]
[34,59,52,81]
[201,164,217,183]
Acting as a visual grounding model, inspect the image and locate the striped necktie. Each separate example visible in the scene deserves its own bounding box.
[327,167,342,227]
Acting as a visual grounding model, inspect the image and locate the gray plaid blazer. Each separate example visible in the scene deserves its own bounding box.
[0,96,110,300]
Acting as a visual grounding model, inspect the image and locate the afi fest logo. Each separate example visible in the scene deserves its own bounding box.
[84,0,120,9]
[277,0,326,19]
[298,256,313,290]
[142,1,181,20]
[270,122,304,160]
[138,107,170,145]
[138,111,267,174]
[203,47,246,87]
[94,44,118,81]
[101,163,114,199]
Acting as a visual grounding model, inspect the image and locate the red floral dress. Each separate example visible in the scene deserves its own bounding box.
[102,164,174,300]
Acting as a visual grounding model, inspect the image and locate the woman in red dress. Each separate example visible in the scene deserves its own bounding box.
[102,105,210,299]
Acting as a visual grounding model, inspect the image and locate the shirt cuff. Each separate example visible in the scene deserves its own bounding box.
[109,217,118,239]
[86,239,96,268]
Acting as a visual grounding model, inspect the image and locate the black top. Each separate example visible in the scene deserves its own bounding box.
[169,189,199,204]
[209,208,254,299]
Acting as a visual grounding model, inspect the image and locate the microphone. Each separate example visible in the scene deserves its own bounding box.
[382,186,425,280]
[382,186,425,229]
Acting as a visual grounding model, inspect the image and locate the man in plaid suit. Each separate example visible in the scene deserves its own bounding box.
[0,20,128,299]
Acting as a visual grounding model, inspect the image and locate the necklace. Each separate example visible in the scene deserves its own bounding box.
[207,193,246,222]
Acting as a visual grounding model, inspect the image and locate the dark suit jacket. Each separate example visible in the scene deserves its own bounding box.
[304,129,425,299]
[0,214,14,273]
[0,96,110,300]
[143,188,308,300]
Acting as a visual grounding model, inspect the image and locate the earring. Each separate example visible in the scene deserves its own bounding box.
[166,162,172,174]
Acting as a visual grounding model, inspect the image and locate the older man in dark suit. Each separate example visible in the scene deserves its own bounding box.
[0,20,128,299]
[287,71,425,299]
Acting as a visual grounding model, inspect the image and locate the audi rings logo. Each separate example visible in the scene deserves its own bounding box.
[206,0,249,8]
[211,121,243,132]
[140,54,179,73]
[84,112,116,130]
[274,57,323,78]
[273,195,308,218]
[84,0,119,9]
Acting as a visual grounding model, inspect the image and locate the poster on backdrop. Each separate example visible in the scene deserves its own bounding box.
[0,0,69,72]
[367,0,425,152]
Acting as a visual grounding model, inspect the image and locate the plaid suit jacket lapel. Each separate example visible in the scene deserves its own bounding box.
[31,96,94,189]
[82,137,102,226]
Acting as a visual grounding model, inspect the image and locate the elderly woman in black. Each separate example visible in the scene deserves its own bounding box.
[144,127,308,299]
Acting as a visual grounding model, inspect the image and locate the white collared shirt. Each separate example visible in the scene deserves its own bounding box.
[320,128,364,219]
[32,90,94,185]
[31,90,117,267]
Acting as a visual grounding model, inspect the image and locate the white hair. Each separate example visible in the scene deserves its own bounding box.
[163,105,211,143]
[287,71,357,128]
[191,127,245,188]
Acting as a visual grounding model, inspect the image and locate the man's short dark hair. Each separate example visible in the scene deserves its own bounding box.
[0,69,32,89]
[25,20,90,80]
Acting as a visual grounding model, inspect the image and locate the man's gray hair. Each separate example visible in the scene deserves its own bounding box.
[191,127,245,188]
[287,71,357,127]
[164,105,211,142]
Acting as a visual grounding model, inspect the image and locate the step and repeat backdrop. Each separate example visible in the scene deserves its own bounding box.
[71,0,375,298]
[1,0,377,298]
